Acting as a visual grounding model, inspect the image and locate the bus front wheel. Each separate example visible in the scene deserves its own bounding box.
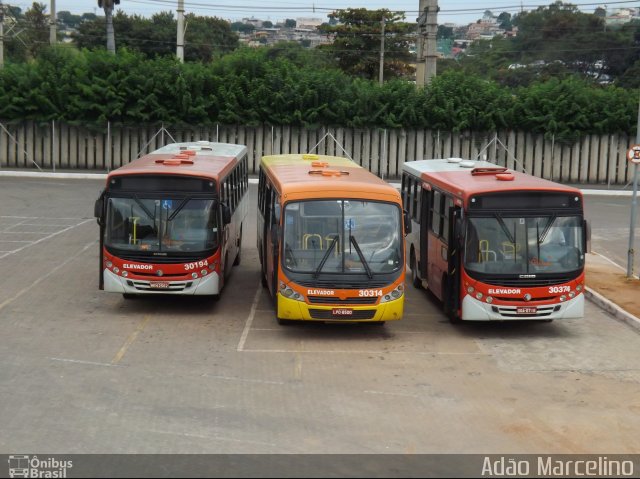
[410,250,422,289]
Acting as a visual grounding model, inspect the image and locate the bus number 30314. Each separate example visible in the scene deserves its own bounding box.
[184,260,209,271]
[359,289,383,297]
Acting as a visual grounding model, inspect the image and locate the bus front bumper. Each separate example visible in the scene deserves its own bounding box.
[103,268,220,296]
[461,293,584,321]
[277,294,404,323]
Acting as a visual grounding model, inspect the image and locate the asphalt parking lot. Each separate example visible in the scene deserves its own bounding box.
[1,177,639,456]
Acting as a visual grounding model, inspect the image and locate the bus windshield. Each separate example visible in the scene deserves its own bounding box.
[283,200,402,275]
[464,215,585,275]
[105,197,219,253]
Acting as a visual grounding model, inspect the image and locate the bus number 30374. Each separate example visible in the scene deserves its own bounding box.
[549,285,571,293]
[184,260,209,271]
[359,289,383,297]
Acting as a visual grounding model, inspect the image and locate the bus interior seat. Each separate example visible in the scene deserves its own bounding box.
[478,239,497,262]
[303,234,323,249]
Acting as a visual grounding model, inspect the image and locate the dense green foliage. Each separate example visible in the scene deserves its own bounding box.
[318,9,416,80]
[0,46,636,141]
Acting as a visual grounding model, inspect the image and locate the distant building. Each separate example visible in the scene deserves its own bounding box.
[295,17,323,31]
[605,7,640,26]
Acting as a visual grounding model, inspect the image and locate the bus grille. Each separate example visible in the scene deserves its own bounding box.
[297,279,390,289]
[483,275,578,287]
[492,305,559,318]
[309,309,376,320]
[126,280,193,292]
[307,296,378,305]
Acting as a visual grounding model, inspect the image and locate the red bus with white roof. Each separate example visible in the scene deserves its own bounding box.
[402,158,587,322]
[94,141,248,297]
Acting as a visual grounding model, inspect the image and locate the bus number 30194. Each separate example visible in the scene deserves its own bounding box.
[184,260,209,271]
[359,289,383,297]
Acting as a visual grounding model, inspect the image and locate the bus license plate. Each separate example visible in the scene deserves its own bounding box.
[150,282,170,289]
[332,308,353,316]
[516,307,537,315]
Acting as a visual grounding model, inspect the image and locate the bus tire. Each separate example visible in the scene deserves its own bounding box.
[233,227,242,266]
[410,249,422,289]
[443,277,460,324]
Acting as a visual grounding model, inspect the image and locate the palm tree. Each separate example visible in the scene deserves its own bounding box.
[98,0,120,53]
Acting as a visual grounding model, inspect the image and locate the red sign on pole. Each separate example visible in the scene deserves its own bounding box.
[627,145,640,164]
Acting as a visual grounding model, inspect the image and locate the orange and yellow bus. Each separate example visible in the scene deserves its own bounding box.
[402,158,587,322]
[258,153,410,324]
[94,141,248,298]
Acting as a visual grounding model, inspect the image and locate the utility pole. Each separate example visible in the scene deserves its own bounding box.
[176,0,185,62]
[0,2,4,68]
[378,15,385,86]
[50,0,56,45]
[416,0,438,87]
[627,93,640,278]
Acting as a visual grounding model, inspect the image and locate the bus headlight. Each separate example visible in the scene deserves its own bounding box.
[106,261,113,269]
[201,269,208,276]
[381,285,404,303]
[559,295,566,302]
[485,296,493,304]
[476,292,483,300]
[279,283,304,301]
[467,286,474,294]
[192,272,198,279]
[576,284,583,292]
[569,291,575,299]
[113,267,119,274]
[122,271,128,277]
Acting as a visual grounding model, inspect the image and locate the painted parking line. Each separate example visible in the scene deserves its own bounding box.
[0,219,93,260]
[237,282,263,352]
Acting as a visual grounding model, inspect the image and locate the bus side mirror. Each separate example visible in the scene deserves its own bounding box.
[222,203,231,225]
[403,210,412,235]
[94,191,104,225]
[584,219,591,253]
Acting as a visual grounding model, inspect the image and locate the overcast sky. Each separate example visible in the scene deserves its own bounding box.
[8,1,627,25]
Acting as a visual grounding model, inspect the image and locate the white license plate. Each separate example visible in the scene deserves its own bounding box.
[332,308,353,316]
[149,282,170,289]
[516,307,537,315]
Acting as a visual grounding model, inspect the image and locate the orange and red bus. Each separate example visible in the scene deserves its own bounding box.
[402,158,587,322]
[94,141,248,297]
[258,153,410,324]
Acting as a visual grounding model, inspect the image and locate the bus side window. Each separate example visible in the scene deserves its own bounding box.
[431,190,441,237]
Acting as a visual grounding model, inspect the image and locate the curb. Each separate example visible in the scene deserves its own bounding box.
[584,286,640,332]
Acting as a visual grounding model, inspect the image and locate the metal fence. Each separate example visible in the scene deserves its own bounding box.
[0,120,636,185]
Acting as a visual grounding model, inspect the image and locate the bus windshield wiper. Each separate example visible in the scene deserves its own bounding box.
[538,215,557,244]
[167,197,189,221]
[349,235,373,279]
[495,214,516,244]
[133,194,156,221]
[313,236,338,278]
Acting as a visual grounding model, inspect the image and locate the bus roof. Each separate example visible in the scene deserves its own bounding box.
[261,154,401,203]
[402,159,582,203]
[107,142,247,181]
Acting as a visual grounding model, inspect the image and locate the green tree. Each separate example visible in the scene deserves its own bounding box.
[437,25,453,40]
[284,19,296,28]
[24,2,49,59]
[262,21,273,29]
[73,11,238,61]
[318,8,415,80]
